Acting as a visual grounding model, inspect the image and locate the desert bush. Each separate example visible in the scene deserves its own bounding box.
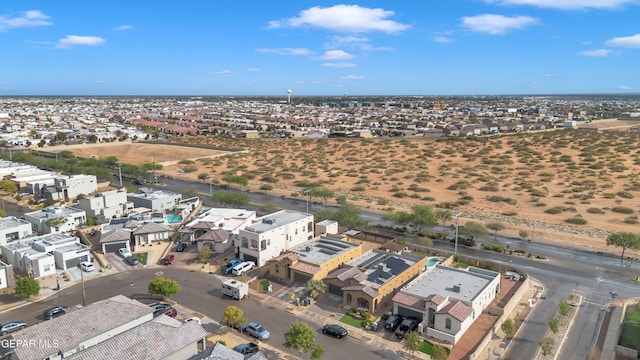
[611,206,634,214]
[565,217,588,225]
[617,191,634,199]
[586,208,605,214]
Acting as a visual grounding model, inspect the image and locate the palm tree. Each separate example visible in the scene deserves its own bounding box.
[306,279,327,299]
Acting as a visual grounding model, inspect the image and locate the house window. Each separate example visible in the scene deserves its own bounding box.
[445,318,451,330]
[44,264,51,272]
[261,240,267,250]
[295,228,298,235]
[6,232,19,241]
[275,265,279,273]
[251,239,258,250]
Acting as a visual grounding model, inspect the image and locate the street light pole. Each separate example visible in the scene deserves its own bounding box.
[117,162,123,187]
[209,179,213,195]
[303,190,310,214]
[454,212,463,255]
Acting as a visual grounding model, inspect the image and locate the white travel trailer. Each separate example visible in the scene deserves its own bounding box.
[221,279,249,300]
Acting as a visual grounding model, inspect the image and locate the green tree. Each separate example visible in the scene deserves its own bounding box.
[45,217,68,231]
[549,318,559,334]
[501,319,515,336]
[222,174,249,190]
[559,300,569,316]
[518,230,530,241]
[459,221,488,241]
[259,202,279,214]
[606,232,640,265]
[486,222,506,241]
[432,345,449,360]
[418,237,433,248]
[435,209,452,227]
[260,184,273,196]
[148,277,180,299]
[211,191,250,207]
[199,246,211,264]
[283,321,324,360]
[539,337,555,357]
[310,188,334,207]
[306,279,327,299]
[0,179,18,193]
[383,205,438,234]
[314,204,368,230]
[222,305,247,329]
[183,186,199,198]
[197,173,210,182]
[15,277,40,298]
[403,331,422,359]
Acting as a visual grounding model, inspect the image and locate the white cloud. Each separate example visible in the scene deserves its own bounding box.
[340,74,364,80]
[434,36,454,43]
[256,48,312,56]
[0,10,53,32]
[23,39,53,45]
[56,35,106,49]
[115,25,134,31]
[267,5,410,33]
[579,49,612,56]
[617,85,633,90]
[484,0,634,10]
[320,50,354,60]
[544,73,555,77]
[461,14,538,34]
[322,62,356,68]
[605,34,640,48]
[213,70,232,76]
[246,68,260,72]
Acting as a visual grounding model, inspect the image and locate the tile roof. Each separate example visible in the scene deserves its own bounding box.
[196,228,230,243]
[342,285,379,298]
[10,295,153,360]
[132,221,171,234]
[392,292,427,309]
[100,228,132,243]
[67,315,207,360]
[268,252,300,264]
[426,294,447,306]
[325,266,366,283]
[290,261,321,275]
[438,300,473,322]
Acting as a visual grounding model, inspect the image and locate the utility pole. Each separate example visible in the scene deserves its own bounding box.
[81,268,87,306]
[454,212,463,255]
[303,189,310,214]
[118,163,123,187]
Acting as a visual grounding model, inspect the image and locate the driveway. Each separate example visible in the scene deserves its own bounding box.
[103,252,142,271]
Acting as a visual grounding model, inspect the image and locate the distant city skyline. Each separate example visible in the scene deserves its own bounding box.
[1,1,639,96]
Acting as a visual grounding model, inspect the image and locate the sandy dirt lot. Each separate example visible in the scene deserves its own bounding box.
[59,125,640,255]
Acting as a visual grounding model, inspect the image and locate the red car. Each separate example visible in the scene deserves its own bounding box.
[163,255,175,265]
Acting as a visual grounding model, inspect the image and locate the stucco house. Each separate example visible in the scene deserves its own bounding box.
[23,205,87,235]
[0,216,32,246]
[131,222,171,252]
[179,208,256,254]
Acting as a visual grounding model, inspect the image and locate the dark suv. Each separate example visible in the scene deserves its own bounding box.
[395,318,418,339]
[43,306,68,320]
[385,315,403,331]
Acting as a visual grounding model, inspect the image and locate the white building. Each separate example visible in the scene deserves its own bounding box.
[127,188,182,212]
[0,216,33,246]
[24,205,87,234]
[76,189,133,222]
[0,260,15,290]
[179,208,256,254]
[391,265,501,345]
[1,232,91,274]
[46,174,98,200]
[236,210,314,267]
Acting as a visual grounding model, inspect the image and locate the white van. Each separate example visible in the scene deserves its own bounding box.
[232,261,255,276]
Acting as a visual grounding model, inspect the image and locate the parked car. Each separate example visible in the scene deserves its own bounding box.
[184,317,201,325]
[0,321,26,336]
[163,255,175,265]
[232,261,255,276]
[154,307,177,318]
[80,261,95,272]
[118,248,132,258]
[175,242,187,252]
[43,306,68,320]
[124,256,139,266]
[384,315,403,331]
[148,303,171,312]
[221,259,243,275]
[395,318,418,339]
[233,342,259,355]
[242,322,270,340]
[322,324,348,339]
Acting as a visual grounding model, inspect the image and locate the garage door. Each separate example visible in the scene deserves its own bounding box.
[396,305,424,322]
[328,284,343,296]
[65,255,88,269]
[243,254,258,264]
[104,243,125,253]
[293,272,312,284]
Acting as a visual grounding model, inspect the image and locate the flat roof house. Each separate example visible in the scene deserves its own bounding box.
[46,174,98,201]
[324,249,427,314]
[392,264,501,344]
[24,205,87,235]
[236,210,314,267]
[0,260,15,289]
[0,216,32,246]
[76,189,133,222]
[1,232,90,273]
[127,188,182,212]
[266,233,362,284]
[179,208,256,254]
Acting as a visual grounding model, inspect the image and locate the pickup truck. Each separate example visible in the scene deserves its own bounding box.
[233,342,259,355]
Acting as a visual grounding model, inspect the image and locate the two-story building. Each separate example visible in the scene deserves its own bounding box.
[0,216,33,246]
[76,189,133,222]
[126,188,182,212]
[235,210,314,267]
[391,265,501,344]
[0,260,15,290]
[23,205,87,234]
[45,174,98,201]
[179,208,256,254]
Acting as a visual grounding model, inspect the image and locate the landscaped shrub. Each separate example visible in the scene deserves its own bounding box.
[586,208,605,214]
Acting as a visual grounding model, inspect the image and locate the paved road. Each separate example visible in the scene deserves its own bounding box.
[0,268,402,360]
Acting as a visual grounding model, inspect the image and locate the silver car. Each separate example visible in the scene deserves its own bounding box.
[1,321,26,336]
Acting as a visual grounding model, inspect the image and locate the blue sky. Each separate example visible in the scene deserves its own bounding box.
[1,1,639,96]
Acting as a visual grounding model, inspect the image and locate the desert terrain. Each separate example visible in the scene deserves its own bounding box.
[65,125,640,255]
